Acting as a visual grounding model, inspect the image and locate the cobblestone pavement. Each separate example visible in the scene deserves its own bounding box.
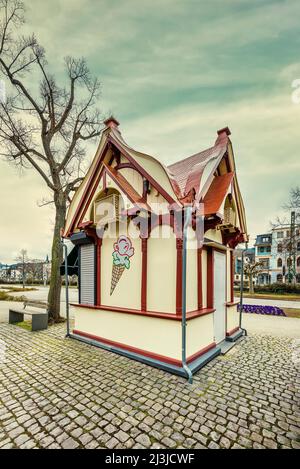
[0,324,299,449]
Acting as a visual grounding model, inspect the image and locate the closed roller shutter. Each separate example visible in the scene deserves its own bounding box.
[80,244,96,305]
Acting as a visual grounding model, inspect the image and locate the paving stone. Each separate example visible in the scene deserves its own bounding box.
[0,323,298,450]
[79,433,93,445]
[136,434,151,448]
[105,437,118,449]
[208,441,220,449]
[220,436,231,449]
[115,430,130,443]
[263,438,278,449]
[61,438,80,449]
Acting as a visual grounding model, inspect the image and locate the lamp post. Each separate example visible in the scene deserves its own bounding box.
[181,205,193,384]
[61,237,70,338]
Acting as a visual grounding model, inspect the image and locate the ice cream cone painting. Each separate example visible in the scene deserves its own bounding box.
[110,235,135,295]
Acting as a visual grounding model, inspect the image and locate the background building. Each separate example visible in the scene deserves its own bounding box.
[234,247,255,287]
[254,233,272,285]
[270,225,300,284]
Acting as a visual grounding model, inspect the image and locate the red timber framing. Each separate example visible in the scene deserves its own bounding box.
[66,136,178,236]
[226,327,239,337]
[197,248,203,309]
[71,303,215,321]
[230,250,234,303]
[108,135,176,205]
[141,237,148,311]
[176,238,183,315]
[96,239,102,306]
[207,247,214,309]
[72,329,217,367]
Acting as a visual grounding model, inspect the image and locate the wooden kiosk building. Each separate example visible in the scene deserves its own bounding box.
[64,117,248,379]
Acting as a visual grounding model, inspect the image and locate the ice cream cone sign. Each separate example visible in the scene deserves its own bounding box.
[110,235,135,295]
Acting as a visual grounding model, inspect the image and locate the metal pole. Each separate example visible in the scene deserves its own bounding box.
[62,238,70,337]
[181,206,193,384]
[239,243,248,335]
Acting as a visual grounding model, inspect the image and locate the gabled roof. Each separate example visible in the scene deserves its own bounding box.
[64,119,247,238]
[203,172,234,216]
[167,143,227,199]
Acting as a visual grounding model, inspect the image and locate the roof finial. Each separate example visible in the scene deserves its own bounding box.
[216,126,231,144]
[104,115,120,130]
[217,126,231,137]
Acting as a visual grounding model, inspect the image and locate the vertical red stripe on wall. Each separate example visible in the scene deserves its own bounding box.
[207,248,214,308]
[230,250,234,303]
[176,238,183,315]
[141,238,148,311]
[197,248,203,309]
[96,239,102,306]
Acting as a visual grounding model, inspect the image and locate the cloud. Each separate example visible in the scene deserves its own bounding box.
[1,0,300,261]
[121,91,300,241]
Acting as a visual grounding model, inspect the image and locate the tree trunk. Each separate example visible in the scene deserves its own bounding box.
[249,274,254,295]
[48,194,67,323]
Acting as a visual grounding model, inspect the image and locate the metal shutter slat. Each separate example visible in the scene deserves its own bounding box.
[80,244,95,305]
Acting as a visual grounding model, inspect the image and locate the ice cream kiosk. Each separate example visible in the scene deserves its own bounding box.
[64,117,248,380]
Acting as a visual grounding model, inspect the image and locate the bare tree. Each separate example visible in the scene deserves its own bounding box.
[26,258,43,284]
[244,261,263,295]
[15,248,28,288]
[0,0,103,322]
[271,188,300,284]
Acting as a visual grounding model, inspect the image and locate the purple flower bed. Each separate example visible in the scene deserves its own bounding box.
[238,304,286,317]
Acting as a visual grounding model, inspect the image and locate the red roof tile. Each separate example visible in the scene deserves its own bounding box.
[167,143,227,198]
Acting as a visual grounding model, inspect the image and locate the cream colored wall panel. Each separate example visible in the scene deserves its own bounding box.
[118,168,144,196]
[227,304,239,332]
[147,191,167,208]
[130,152,177,201]
[186,314,214,357]
[186,227,198,312]
[205,229,223,243]
[74,307,182,360]
[147,226,176,313]
[226,249,231,302]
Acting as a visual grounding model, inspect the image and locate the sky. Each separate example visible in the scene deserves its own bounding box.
[1,0,300,263]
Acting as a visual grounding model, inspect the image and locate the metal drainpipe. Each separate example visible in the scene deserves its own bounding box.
[182,206,193,384]
[61,238,70,338]
[239,242,248,336]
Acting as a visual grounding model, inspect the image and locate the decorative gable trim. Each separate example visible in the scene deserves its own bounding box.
[108,135,177,206]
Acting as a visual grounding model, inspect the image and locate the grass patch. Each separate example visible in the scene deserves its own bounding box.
[15,321,32,331]
[282,308,300,319]
[237,293,300,302]
[0,286,37,292]
[0,291,26,302]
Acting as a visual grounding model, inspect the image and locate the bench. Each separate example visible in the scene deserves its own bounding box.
[9,300,48,331]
